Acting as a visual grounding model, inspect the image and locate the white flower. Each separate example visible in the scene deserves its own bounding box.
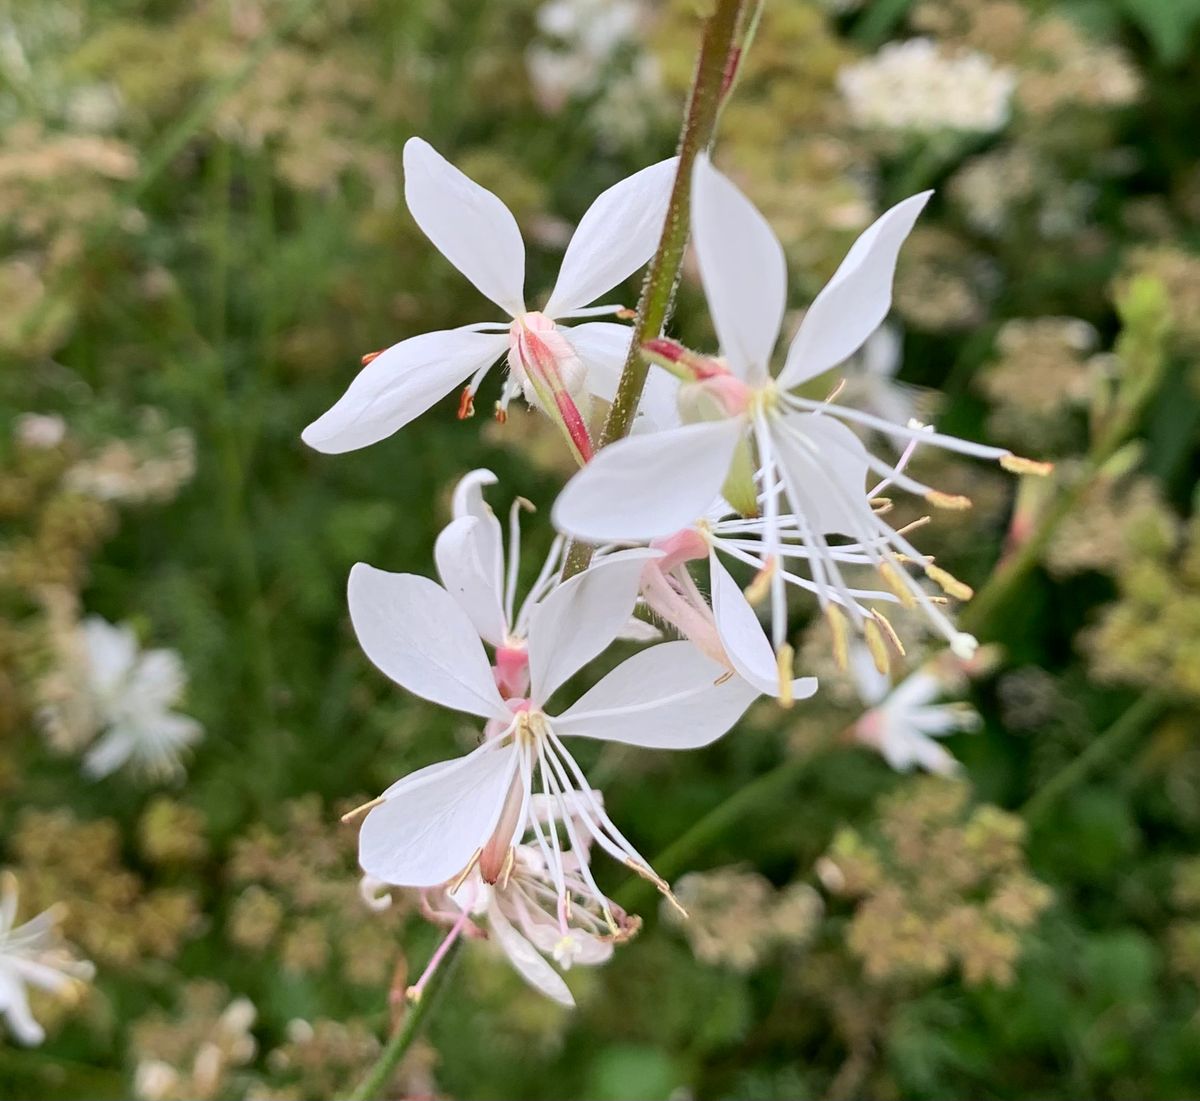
[554,157,1048,676]
[839,39,1015,136]
[13,413,67,449]
[348,545,759,920]
[302,139,677,460]
[0,872,94,1045]
[849,644,980,775]
[77,617,203,780]
[406,795,638,1008]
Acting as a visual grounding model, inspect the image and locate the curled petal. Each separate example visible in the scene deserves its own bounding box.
[435,516,508,648]
[404,137,526,315]
[779,192,931,388]
[554,640,760,748]
[302,329,508,454]
[545,157,678,318]
[710,553,818,700]
[691,154,787,382]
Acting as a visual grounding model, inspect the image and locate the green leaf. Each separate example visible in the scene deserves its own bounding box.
[1118,0,1200,63]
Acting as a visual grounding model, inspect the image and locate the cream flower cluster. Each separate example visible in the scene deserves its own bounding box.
[306,138,1042,1005]
[839,38,1016,135]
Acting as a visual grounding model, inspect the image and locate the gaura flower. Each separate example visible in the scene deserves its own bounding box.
[347,547,759,922]
[302,138,677,462]
[403,795,638,1007]
[554,155,1049,676]
[849,644,981,776]
[0,872,95,1045]
[76,617,203,781]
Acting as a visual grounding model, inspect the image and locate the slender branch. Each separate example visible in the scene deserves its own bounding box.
[561,0,746,578]
[1021,692,1166,826]
[349,939,462,1101]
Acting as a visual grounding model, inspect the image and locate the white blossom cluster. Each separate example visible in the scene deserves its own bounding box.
[839,38,1016,136]
[304,138,1042,1005]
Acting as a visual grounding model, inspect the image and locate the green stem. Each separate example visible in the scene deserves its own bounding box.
[561,0,746,579]
[1022,692,1167,827]
[349,939,462,1101]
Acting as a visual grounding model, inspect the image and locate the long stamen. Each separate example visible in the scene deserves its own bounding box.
[408,908,471,1003]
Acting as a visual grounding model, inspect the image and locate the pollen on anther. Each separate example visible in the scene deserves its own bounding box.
[1000,454,1054,476]
[360,349,383,366]
[457,387,476,420]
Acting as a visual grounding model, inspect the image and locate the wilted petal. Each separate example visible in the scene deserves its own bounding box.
[553,419,743,542]
[487,896,575,1006]
[301,329,508,454]
[778,192,931,388]
[544,157,678,318]
[710,553,818,700]
[527,549,658,704]
[359,743,518,887]
[404,137,526,315]
[436,516,507,647]
[348,564,509,720]
[554,640,759,748]
[691,154,787,382]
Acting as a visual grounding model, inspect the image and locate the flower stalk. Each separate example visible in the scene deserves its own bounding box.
[562,0,747,578]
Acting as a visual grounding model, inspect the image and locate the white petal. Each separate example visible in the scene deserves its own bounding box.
[302,329,508,454]
[487,897,575,1006]
[82,617,137,696]
[552,419,743,542]
[359,743,518,887]
[771,414,873,536]
[561,322,631,403]
[348,564,508,720]
[710,553,818,700]
[528,549,658,704]
[435,516,507,647]
[452,468,500,521]
[544,157,678,317]
[849,643,890,707]
[0,972,45,1045]
[778,192,931,388]
[403,137,526,315]
[691,154,786,381]
[554,640,760,748]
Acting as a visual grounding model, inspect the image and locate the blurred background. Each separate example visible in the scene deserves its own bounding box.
[2,0,1200,1097]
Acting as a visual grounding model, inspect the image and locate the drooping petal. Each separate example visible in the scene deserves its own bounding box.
[436,516,508,647]
[348,564,509,720]
[487,896,575,1006]
[778,191,932,388]
[691,154,787,382]
[553,640,760,748]
[544,157,678,318]
[403,137,526,315]
[552,419,743,542]
[301,329,508,454]
[527,549,659,705]
[710,553,818,700]
[359,743,519,887]
[770,414,873,536]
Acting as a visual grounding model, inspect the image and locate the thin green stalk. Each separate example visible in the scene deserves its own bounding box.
[349,939,462,1101]
[1022,692,1167,827]
[561,0,746,579]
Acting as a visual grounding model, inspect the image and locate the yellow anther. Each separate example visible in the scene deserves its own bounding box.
[826,604,850,672]
[878,562,917,608]
[1000,454,1054,476]
[448,848,483,894]
[498,846,516,890]
[871,496,894,514]
[871,609,906,656]
[925,563,974,601]
[743,556,775,605]
[926,490,973,510]
[776,643,795,709]
[863,617,891,675]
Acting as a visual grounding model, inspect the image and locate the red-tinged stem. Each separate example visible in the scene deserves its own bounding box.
[561,0,747,578]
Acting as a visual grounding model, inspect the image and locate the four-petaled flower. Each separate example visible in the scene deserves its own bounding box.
[554,154,1047,674]
[302,138,677,462]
